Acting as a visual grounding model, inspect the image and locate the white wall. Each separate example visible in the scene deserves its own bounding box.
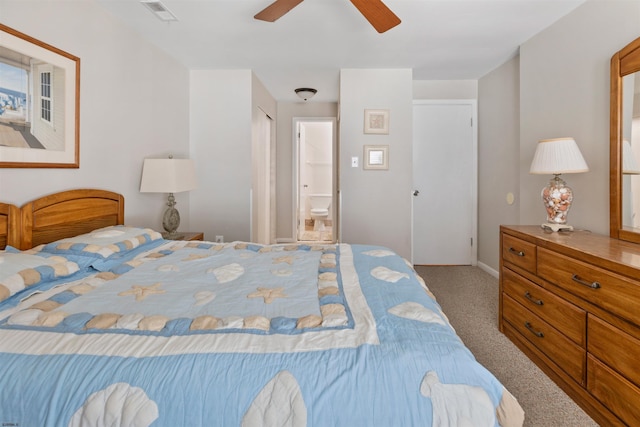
[340,69,413,259]
[478,56,520,272]
[189,70,253,242]
[475,0,640,272]
[8,0,634,263]
[519,0,640,234]
[189,71,275,243]
[413,80,478,99]
[0,0,190,230]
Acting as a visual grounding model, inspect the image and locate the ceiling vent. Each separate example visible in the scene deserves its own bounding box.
[141,1,178,22]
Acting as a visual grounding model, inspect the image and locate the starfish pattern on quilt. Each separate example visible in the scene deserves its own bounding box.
[118,283,166,301]
[247,287,288,304]
[272,256,295,265]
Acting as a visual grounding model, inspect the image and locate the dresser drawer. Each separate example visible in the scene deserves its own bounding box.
[588,315,640,389]
[588,355,640,426]
[538,247,640,325]
[502,234,537,274]
[503,294,585,384]
[503,268,586,346]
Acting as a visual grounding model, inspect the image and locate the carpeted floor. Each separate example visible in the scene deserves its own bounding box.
[414,265,599,427]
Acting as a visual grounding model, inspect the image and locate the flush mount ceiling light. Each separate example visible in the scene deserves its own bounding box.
[295,88,317,101]
[141,0,178,22]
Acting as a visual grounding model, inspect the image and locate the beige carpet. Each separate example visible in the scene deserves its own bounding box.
[414,265,598,427]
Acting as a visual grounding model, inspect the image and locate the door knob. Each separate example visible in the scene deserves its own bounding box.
[413,190,420,196]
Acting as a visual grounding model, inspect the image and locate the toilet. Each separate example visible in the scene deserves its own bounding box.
[309,194,331,231]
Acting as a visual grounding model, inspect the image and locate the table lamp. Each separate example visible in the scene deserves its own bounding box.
[529,137,589,232]
[140,155,197,237]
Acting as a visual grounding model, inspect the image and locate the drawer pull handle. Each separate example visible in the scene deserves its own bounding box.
[524,291,544,305]
[508,247,525,257]
[524,321,544,338]
[571,274,601,289]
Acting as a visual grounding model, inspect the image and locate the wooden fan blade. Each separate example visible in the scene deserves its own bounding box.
[254,0,304,22]
[349,0,401,33]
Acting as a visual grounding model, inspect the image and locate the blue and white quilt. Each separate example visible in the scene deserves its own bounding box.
[0,241,523,427]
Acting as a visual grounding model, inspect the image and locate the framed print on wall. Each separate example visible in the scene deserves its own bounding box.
[363,145,389,170]
[364,109,389,134]
[0,23,80,168]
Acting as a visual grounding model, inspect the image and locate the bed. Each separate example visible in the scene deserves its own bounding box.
[0,189,524,427]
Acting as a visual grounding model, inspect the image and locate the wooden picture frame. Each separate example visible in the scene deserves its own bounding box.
[364,109,389,134]
[363,145,389,170]
[0,23,80,168]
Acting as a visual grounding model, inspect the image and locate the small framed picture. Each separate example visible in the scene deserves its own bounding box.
[364,109,389,134]
[363,145,389,170]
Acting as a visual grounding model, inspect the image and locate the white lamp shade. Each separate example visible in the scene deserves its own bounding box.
[140,158,197,193]
[529,137,589,175]
[623,139,640,175]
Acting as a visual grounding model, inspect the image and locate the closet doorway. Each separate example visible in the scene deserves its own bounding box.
[293,118,337,243]
[412,100,477,265]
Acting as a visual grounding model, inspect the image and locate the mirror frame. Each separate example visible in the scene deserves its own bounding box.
[611,36,640,244]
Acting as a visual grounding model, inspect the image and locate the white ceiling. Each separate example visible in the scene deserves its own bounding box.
[96,0,585,102]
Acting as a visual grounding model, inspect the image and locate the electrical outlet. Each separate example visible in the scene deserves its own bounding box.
[215,235,224,243]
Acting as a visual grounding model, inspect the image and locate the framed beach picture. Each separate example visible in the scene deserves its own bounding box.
[363,145,389,170]
[0,23,80,168]
[364,109,389,134]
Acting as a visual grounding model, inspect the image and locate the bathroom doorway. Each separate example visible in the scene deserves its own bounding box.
[293,118,337,243]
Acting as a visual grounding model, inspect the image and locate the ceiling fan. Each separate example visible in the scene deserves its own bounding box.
[254,0,401,33]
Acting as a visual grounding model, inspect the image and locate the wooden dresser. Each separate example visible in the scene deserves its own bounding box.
[499,225,640,426]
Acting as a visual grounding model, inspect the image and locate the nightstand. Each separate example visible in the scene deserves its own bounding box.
[161,232,204,241]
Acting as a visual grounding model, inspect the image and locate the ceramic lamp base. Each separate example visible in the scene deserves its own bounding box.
[162,193,180,235]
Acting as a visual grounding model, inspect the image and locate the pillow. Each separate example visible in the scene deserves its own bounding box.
[0,249,80,303]
[34,226,164,271]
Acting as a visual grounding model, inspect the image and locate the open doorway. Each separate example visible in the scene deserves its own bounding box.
[293,118,337,243]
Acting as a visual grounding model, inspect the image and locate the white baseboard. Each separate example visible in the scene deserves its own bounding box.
[477,261,498,278]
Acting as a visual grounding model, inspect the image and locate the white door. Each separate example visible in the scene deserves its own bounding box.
[412,101,477,265]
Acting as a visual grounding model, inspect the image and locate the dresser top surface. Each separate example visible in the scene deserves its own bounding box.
[501,225,640,275]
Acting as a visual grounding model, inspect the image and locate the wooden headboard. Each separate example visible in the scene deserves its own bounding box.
[0,202,19,249]
[18,189,125,250]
